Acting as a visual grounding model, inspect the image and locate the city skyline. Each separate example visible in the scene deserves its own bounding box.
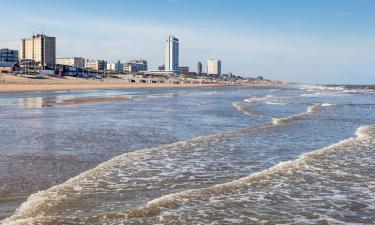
[1,0,375,84]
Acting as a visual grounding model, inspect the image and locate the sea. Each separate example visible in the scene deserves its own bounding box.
[0,85,374,225]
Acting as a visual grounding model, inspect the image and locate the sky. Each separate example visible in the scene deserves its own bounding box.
[0,0,374,84]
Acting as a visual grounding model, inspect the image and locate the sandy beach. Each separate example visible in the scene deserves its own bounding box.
[0,74,284,93]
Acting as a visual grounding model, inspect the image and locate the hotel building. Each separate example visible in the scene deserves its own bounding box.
[20,34,56,68]
[165,35,179,73]
[207,59,222,77]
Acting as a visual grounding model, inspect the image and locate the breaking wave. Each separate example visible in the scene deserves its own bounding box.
[232,101,264,117]
[272,103,334,125]
[121,125,375,224]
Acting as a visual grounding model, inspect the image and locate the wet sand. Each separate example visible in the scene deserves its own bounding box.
[59,96,133,105]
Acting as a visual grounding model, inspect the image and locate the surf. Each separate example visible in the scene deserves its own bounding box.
[120,125,375,224]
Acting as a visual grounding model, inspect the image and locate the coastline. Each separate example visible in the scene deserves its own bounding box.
[0,74,285,93]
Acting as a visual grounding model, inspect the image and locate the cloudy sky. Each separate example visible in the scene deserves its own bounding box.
[1,0,374,84]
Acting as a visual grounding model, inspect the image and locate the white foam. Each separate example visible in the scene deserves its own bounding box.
[265,101,286,105]
[272,103,334,125]
[140,125,375,213]
[232,102,258,116]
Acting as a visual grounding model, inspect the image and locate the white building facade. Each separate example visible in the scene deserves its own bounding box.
[165,35,179,73]
[124,59,147,73]
[85,59,107,71]
[20,34,56,68]
[56,57,85,68]
[207,59,221,77]
[107,60,124,73]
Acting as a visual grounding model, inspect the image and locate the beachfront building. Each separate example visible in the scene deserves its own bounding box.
[20,34,56,68]
[207,59,221,77]
[0,48,18,62]
[85,59,107,71]
[179,66,189,75]
[124,59,147,73]
[0,62,22,73]
[165,35,179,73]
[56,57,85,69]
[107,60,124,73]
[19,59,38,74]
[197,61,202,76]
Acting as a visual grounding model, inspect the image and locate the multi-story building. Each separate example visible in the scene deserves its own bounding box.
[196,61,202,76]
[207,59,221,77]
[0,48,18,62]
[107,60,124,73]
[165,35,179,73]
[179,66,189,75]
[56,57,85,69]
[124,59,147,73]
[85,59,107,71]
[20,34,56,68]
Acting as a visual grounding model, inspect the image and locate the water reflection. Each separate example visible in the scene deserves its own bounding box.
[19,96,59,108]
[17,95,133,108]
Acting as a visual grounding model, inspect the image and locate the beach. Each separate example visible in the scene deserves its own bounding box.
[0,74,283,93]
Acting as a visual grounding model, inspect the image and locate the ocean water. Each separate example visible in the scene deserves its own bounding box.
[0,85,374,224]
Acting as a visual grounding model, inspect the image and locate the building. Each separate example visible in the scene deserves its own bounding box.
[18,59,38,74]
[0,62,21,73]
[158,64,165,71]
[107,60,124,73]
[55,64,86,76]
[0,48,18,62]
[124,59,147,73]
[207,59,221,77]
[20,34,56,68]
[85,59,107,71]
[179,66,189,75]
[196,61,202,76]
[165,35,179,73]
[56,57,85,69]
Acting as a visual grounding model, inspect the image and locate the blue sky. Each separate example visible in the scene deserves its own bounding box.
[1,0,374,84]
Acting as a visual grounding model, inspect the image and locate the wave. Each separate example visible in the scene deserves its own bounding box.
[243,94,276,103]
[272,103,334,125]
[123,125,375,223]
[1,122,278,224]
[3,99,337,224]
[299,84,375,97]
[265,101,286,105]
[232,101,265,117]
[299,84,346,91]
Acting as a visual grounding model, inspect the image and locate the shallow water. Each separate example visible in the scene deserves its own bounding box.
[0,85,374,224]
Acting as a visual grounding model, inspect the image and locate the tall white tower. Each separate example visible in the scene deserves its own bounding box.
[165,35,179,73]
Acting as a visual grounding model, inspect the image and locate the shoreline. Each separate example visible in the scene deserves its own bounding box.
[0,83,248,93]
[0,74,286,93]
